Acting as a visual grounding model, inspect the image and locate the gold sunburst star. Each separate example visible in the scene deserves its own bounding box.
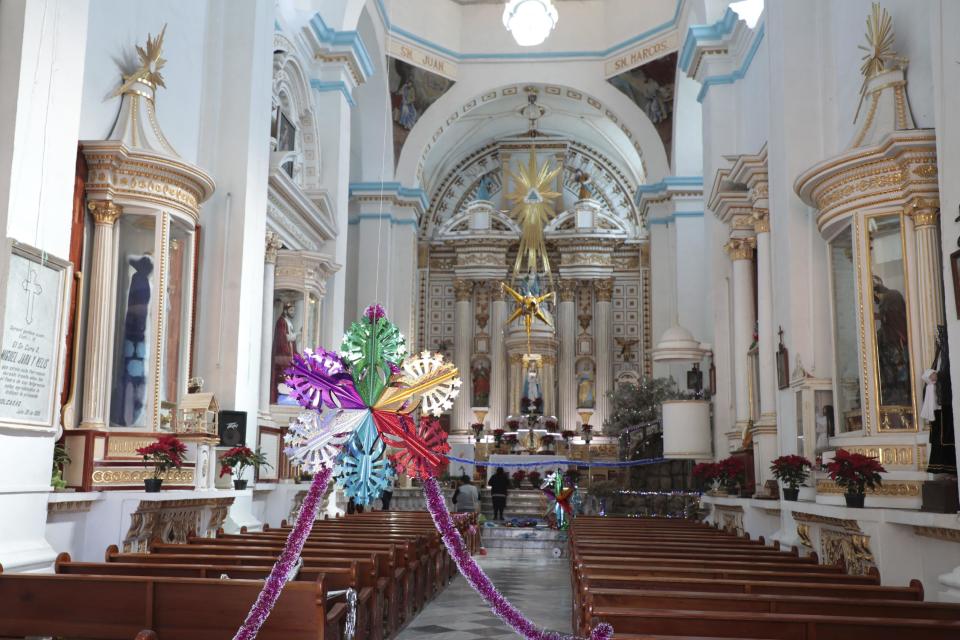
[113,25,168,97]
[502,282,555,352]
[504,147,562,282]
[854,4,905,123]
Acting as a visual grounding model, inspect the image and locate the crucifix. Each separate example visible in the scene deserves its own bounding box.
[21,268,43,325]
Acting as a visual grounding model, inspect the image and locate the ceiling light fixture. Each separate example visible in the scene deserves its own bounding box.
[503,0,559,47]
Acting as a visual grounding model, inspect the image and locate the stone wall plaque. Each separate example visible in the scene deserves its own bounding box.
[0,241,71,431]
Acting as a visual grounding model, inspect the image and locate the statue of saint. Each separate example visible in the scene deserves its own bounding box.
[522,363,542,413]
[475,173,493,201]
[577,370,594,409]
[271,301,298,403]
[472,360,490,406]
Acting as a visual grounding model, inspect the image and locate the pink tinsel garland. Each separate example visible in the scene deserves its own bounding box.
[422,477,614,640]
[232,467,333,640]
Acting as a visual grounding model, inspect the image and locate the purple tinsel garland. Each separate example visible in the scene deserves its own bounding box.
[422,477,614,640]
[232,466,333,640]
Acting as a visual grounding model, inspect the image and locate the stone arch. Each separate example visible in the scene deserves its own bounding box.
[395,73,671,191]
[272,32,321,189]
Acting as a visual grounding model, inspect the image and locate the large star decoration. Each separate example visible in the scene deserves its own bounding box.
[284,304,459,503]
[505,147,562,282]
[502,282,555,347]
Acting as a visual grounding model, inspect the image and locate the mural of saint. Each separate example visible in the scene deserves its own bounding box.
[389,58,454,164]
[111,254,154,426]
[271,301,298,404]
[608,53,676,163]
[472,359,490,406]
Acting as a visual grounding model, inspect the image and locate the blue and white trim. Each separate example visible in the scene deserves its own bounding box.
[349,182,430,215]
[696,23,764,103]
[310,80,357,108]
[309,14,375,79]
[678,8,739,72]
[647,210,704,226]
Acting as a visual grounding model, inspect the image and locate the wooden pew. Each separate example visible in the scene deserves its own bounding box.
[0,573,347,640]
[595,607,960,639]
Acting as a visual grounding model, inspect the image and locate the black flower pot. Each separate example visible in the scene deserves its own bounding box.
[844,492,865,508]
[234,479,249,490]
[782,487,800,501]
[144,478,163,493]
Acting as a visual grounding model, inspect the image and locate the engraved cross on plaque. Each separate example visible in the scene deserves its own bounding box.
[22,268,43,325]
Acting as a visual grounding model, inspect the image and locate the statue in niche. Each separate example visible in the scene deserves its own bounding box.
[873,276,911,406]
[576,358,595,409]
[271,301,298,404]
[574,169,592,200]
[111,254,154,427]
[475,173,493,202]
[472,359,490,406]
[522,360,543,414]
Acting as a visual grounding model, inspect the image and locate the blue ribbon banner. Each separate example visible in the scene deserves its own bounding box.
[443,455,665,469]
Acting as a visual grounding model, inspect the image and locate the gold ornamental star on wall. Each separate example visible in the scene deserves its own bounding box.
[113,24,168,97]
[505,147,562,282]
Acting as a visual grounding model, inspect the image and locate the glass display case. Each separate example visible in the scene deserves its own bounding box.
[107,211,197,431]
[829,226,862,433]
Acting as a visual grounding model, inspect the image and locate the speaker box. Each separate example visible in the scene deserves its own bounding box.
[218,410,247,447]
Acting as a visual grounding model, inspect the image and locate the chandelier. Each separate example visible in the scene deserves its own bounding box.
[503,0,559,47]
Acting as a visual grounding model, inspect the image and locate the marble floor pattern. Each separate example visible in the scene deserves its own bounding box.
[395,551,572,639]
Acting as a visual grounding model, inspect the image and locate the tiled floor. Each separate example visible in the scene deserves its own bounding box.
[395,551,572,639]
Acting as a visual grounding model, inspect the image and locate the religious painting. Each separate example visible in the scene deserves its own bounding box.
[275,109,296,153]
[0,241,70,431]
[471,357,490,407]
[388,57,454,164]
[271,291,302,405]
[868,214,915,430]
[950,249,960,319]
[776,333,790,391]
[576,357,595,409]
[110,214,157,428]
[607,52,676,163]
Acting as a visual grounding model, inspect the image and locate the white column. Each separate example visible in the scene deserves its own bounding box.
[488,289,508,430]
[594,279,614,428]
[452,279,474,436]
[910,202,944,383]
[753,214,777,489]
[258,232,281,421]
[313,64,354,347]
[728,238,756,430]
[557,280,578,430]
[80,201,121,429]
[755,214,777,423]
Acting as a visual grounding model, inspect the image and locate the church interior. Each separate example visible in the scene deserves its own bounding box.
[1,0,960,637]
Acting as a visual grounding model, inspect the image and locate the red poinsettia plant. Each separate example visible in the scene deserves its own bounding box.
[718,456,746,487]
[136,435,187,480]
[220,446,272,481]
[528,471,542,488]
[825,449,885,495]
[511,469,527,488]
[770,455,812,489]
[692,461,721,489]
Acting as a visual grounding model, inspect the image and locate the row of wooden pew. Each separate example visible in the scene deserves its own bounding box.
[0,510,477,640]
[570,516,960,639]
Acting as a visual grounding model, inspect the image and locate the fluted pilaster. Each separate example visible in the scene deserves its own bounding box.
[909,200,944,414]
[557,280,578,431]
[258,232,282,420]
[488,286,508,430]
[80,201,122,429]
[452,279,474,435]
[726,237,756,430]
[594,278,614,428]
[754,212,776,423]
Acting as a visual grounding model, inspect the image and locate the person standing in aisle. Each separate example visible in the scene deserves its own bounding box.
[488,467,510,520]
[455,476,480,514]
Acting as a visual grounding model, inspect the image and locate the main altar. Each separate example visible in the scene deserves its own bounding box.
[415,112,649,461]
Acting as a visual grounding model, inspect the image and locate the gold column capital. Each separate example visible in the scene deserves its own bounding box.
[558,279,578,302]
[453,279,474,302]
[752,210,770,234]
[725,237,755,261]
[87,200,122,225]
[906,197,940,228]
[595,278,615,302]
[265,231,282,264]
